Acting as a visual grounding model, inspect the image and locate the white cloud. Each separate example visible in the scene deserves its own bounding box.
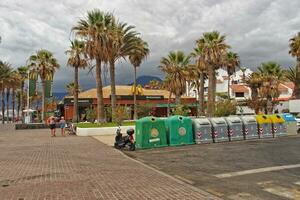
[0,0,299,92]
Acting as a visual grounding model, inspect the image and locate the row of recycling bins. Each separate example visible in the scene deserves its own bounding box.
[135,114,297,149]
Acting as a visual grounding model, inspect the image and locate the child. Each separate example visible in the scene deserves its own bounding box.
[59,116,66,136]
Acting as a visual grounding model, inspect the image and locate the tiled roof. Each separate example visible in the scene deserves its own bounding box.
[66,85,194,99]
[278,83,288,92]
[282,82,295,90]
[230,84,250,93]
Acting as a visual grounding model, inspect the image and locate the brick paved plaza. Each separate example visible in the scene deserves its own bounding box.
[0,125,219,200]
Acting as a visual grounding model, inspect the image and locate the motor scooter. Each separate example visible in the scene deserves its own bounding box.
[114,127,135,151]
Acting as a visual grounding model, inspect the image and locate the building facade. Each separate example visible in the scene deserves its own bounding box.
[63,85,197,121]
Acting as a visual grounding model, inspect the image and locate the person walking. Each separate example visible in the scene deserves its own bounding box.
[59,116,66,137]
[47,116,56,137]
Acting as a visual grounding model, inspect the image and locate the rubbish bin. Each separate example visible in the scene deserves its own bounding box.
[192,118,213,144]
[281,113,297,135]
[209,117,229,142]
[165,115,194,146]
[135,117,168,149]
[240,116,259,140]
[224,116,244,141]
[269,114,287,137]
[256,115,273,138]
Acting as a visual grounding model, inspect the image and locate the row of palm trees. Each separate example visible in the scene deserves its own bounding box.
[59,10,151,122]
[67,9,149,122]
[159,31,240,117]
[1,9,149,123]
[159,31,300,116]
[0,61,25,123]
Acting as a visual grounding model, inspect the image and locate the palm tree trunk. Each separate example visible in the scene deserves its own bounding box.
[133,66,138,120]
[1,88,5,124]
[175,93,180,104]
[12,88,15,122]
[109,60,117,122]
[227,73,231,99]
[73,66,79,123]
[167,90,171,117]
[6,88,10,123]
[95,58,105,122]
[17,92,20,121]
[199,73,205,115]
[295,59,300,99]
[41,80,46,122]
[207,67,214,117]
[20,81,24,122]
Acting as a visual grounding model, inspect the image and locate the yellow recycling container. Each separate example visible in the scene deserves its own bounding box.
[269,114,287,137]
[256,115,273,138]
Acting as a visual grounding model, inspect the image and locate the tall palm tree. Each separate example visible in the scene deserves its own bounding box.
[246,72,264,114]
[129,37,149,120]
[17,66,28,120]
[0,62,12,123]
[159,51,190,104]
[28,49,60,121]
[289,32,300,98]
[106,21,139,121]
[224,51,240,98]
[191,46,207,116]
[9,71,21,122]
[66,39,88,122]
[73,9,115,122]
[196,31,230,116]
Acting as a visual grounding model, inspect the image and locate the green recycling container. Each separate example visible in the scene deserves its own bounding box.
[135,117,168,149]
[165,115,194,146]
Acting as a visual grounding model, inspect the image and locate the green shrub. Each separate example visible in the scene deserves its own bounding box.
[86,106,97,123]
[171,104,191,116]
[137,104,153,118]
[112,105,129,126]
[214,100,236,117]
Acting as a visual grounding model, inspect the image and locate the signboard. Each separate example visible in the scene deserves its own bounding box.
[64,98,93,105]
[113,95,164,100]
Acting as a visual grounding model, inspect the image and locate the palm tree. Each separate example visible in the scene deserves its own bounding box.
[258,62,284,80]
[246,72,264,114]
[17,66,28,120]
[191,46,208,116]
[224,51,240,98]
[66,39,88,122]
[106,21,139,121]
[73,9,115,122]
[284,67,296,83]
[258,62,283,114]
[148,79,162,89]
[129,37,149,120]
[28,49,60,121]
[196,31,230,116]
[66,82,81,96]
[0,62,12,123]
[159,51,190,104]
[9,71,21,122]
[289,32,300,98]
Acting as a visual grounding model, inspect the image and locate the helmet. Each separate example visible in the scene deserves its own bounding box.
[126,128,134,136]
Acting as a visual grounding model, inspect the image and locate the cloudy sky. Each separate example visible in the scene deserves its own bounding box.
[0,0,299,92]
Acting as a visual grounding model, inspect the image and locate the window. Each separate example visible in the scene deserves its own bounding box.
[235,92,244,97]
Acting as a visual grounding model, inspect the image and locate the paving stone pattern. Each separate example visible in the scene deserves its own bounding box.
[0,126,220,200]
